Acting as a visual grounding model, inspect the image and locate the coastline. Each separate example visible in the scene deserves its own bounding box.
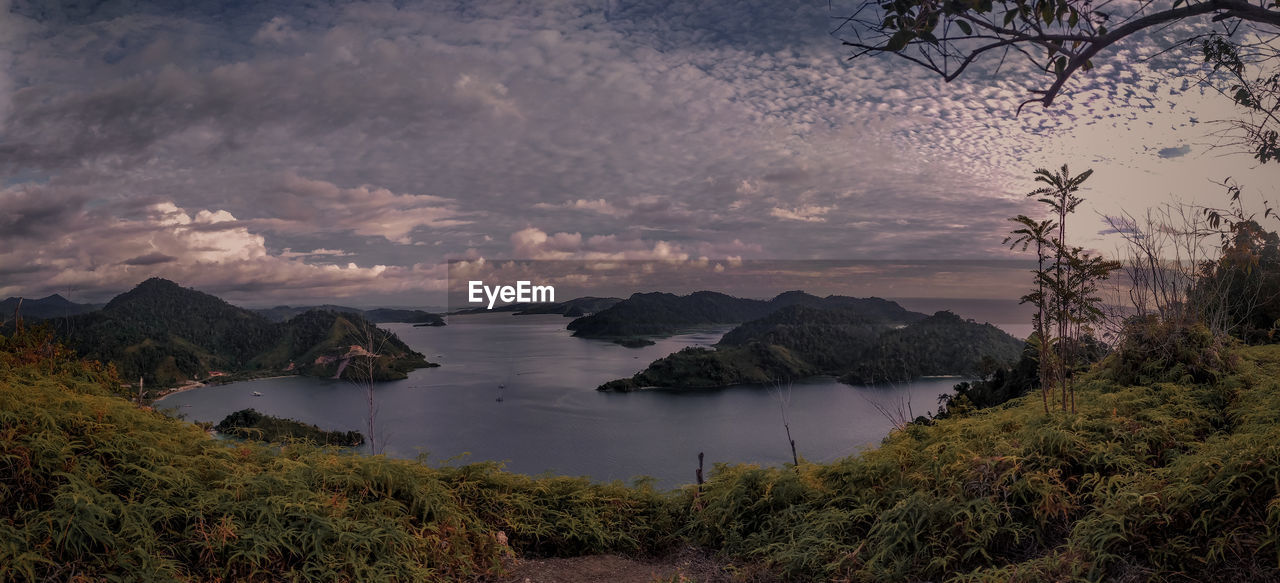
[152,373,300,404]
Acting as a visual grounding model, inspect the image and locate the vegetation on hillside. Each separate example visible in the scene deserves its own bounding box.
[8,298,1280,580]
[37,278,432,389]
[600,308,1022,391]
[568,290,922,339]
[0,326,679,582]
[255,304,446,326]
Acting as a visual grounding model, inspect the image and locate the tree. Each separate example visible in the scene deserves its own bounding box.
[1004,214,1056,413]
[1006,166,1118,412]
[348,322,390,455]
[835,0,1280,162]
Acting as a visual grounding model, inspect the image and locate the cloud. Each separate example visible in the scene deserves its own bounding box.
[279,248,353,258]
[770,204,833,223]
[257,173,468,244]
[253,16,300,46]
[1157,144,1192,158]
[2,0,1274,305]
[509,227,692,261]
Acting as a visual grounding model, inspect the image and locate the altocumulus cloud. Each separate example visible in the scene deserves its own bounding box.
[0,0,1271,304]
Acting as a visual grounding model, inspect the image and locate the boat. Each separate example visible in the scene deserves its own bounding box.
[251,391,262,397]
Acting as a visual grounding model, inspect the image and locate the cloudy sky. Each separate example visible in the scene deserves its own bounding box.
[1,0,1276,307]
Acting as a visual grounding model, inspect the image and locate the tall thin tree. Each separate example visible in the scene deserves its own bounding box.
[1005,215,1056,414]
[1029,165,1092,410]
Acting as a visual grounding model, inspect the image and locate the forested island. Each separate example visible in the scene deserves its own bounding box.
[214,408,364,447]
[598,303,1023,390]
[566,289,922,340]
[12,278,437,390]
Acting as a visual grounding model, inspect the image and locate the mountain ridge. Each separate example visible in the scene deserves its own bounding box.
[44,278,433,389]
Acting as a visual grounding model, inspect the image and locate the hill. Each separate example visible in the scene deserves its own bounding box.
[7,306,1280,581]
[255,305,445,325]
[600,308,1023,391]
[567,290,922,340]
[47,278,431,388]
[0,293,99,320]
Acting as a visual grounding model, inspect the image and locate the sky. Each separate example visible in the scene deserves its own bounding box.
[1,0,1277,307]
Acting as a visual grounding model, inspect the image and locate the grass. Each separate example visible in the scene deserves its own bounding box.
[5,325,1280,581]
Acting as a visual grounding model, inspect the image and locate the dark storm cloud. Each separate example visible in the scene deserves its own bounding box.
[121,252,178,266]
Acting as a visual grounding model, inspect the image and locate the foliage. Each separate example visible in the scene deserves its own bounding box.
[840,310,1026,384]
[0,325,679,582]
[836,0,1280,162]
[680,344,1280,581]
[1203,34,1280,164]
[215,408,365,447]
[11,310,1280,581]
[1193,218,1280,342]
[1101,315,1237,386]
[937,342,1040,418]
[600,308,1023,390]
[259,309,432,381]
[44,278,431,389]
[1006,166,1120,413]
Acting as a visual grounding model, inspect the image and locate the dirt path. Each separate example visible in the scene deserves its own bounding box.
[489,547,774,583]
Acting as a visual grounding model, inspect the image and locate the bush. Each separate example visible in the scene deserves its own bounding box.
[1103,315,1236,386]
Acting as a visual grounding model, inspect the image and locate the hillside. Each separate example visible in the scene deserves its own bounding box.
[47,278,431,388]
[7,309,1280,581]
[0,294,99,320]
[255,305,445,325]
[567,290,922,340]
[839,310,1026,383]
[253,309,433,381]
[600,308,1023,391]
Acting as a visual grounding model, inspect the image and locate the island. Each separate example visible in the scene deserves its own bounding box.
[214,408,364,446]
[566,290,923,339]
[598,305,1023,391]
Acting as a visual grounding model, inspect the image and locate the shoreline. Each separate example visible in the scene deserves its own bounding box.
[152,373,300,403]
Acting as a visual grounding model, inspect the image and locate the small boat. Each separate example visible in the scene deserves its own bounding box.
[251,391,262,397]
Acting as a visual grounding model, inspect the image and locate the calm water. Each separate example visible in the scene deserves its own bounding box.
[158,313,974,488]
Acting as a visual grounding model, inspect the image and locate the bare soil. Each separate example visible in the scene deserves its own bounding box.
[487,546,777,583]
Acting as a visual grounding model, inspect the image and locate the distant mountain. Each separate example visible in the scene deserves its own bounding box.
[0,294,99,320]
[255,305,444,326]
[451,296,623,317]
[567,290,923,340]
[49,278,432,388]
[513,297,622,317]
[364,308,445,325]
[599,308,1024,391]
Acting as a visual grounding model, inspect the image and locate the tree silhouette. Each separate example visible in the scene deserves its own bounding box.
[835,0,1280,161]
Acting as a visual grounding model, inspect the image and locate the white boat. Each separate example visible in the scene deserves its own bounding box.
[251,391,262,397]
